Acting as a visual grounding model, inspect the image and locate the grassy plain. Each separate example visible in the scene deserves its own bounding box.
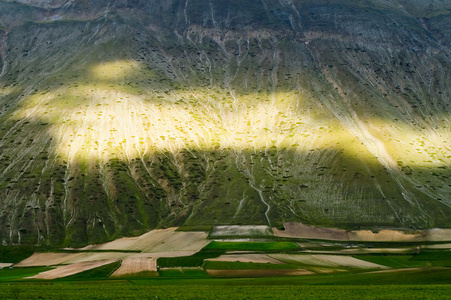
[1,275,451,299]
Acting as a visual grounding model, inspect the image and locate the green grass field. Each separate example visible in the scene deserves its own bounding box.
[0,279,451,299]
[203,241,300,251]
[357,251,451,268]
[0,267,51,282]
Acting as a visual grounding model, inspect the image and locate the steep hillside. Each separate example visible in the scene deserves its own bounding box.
[0,0,450,246]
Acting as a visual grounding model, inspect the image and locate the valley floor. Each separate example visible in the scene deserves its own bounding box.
[1,226,451,299]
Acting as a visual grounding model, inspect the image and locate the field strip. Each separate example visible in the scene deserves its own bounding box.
[79,228,209,253]
[63,252,133,264]
[273,222,349,241]
[130,251,198,258]
[206,254,285,264]
[210,225,273,237]
[30,259,118,279]
[111,257,158,277]
[207,269,314,278]
[339,248,413,254]
[0,263,13,268]
[348,230,423,242]
[274,222,451,242]
[15,252,85,267]
[269,254,389,269]
[425,243,451,249]
[365,267,426,274]
[269,254,337,267]
[310,255,389,269]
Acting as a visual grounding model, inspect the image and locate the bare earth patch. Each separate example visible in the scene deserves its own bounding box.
[207,269,314,278]
[206,254,284,264]
[80,228,209,253]
[15,252,85,267]
[0,263,13,268]
[30,259,117,280]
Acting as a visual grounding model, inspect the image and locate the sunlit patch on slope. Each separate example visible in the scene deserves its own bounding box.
[13,60,357,163]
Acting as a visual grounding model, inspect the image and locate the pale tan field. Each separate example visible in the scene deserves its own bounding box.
[111,251,199,277]
[111,257,158,277]
[207,269,314,278]
[423,229,451,241]
[269,254,388,269]
[273,222,349,241]
[63,252,132,264]
[210,226,273,237]
[312,255,389,269]
[348,230,423,242]
[274,222,451,242]
[30,259,117,280]
[206,254,284,264]
[425,243,451,249]
[339,248,413,254]
[15,252,85,267]
[0,263,13,268]
[80,228,209,253]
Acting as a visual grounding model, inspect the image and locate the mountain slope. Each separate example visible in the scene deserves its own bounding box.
[0,0,450,246]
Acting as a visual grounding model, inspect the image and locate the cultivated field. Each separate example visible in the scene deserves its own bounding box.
[80,228,209,253]
[274,222,451,242]
[206,269,314,278]
[206,254,284,264]
[210,226,273,237]
[270,254,388,269]
[111,257,158,277]
[15,253,86,267]
[4,226,451,282]
[30,259,118,280]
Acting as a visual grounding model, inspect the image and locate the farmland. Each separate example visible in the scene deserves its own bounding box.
[1,226,451,299]
[1,276,451,299]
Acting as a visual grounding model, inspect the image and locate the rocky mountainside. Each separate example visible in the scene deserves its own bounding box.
[0,0,450,246]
